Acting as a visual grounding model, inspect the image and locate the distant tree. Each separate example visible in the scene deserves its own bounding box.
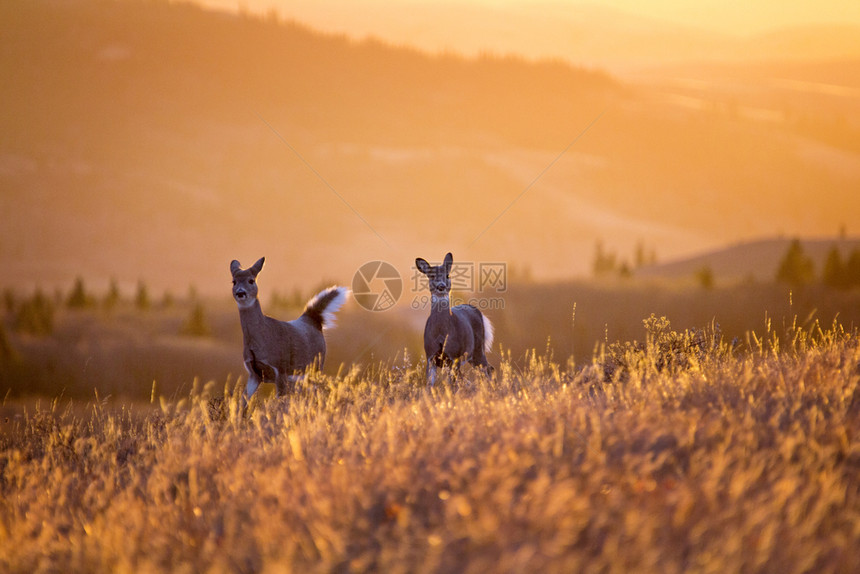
[508,263,533,284]
[14,289,54,336]
[695,266,715,290]
[161,291,174,309]
[632,241,657,269]
[775,239,814,286]
[592,240,618,277]
[269,290,286,309]
[103,279,121,310]
[634,241,646,269]
[67,277,94,309]
[3,289,15,315]
[0,321,19,363]
[181,302,211,337]
[822,246,847,289]
[135,281,150,311]
[618,261,632,279]
[287,288,305,309]
[846,249,860,289]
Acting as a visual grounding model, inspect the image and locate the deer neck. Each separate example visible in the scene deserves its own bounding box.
[238,299,266,342]
[430,293,453,317]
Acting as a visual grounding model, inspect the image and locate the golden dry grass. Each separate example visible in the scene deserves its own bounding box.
[1,319,859,573]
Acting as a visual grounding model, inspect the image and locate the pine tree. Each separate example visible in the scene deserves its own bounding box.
[103,279,121,310]
[634,241,647,269]
[846,249,860,289]
[0,321,19,363]
[161,291,174,309]
[181,302,211,337]
[775,239,814,286]
[135,281,150,311]
[3,289,15,315]
[67,277,93,308]
[695,266,715,290]
[822,246,847,289]
[14,290,54,336]
[592,240,617,277]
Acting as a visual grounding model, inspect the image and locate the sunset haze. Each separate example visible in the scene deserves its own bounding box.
[1,0,859,295]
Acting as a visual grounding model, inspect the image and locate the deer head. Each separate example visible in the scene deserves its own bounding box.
[230,257,265,309]
[415,252,454,305]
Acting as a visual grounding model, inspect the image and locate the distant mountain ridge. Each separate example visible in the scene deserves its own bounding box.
[637,237,860,283]
[198,0,860,71]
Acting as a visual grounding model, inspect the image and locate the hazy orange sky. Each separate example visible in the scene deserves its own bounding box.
[200,0,860,36]
[4,0,859,294]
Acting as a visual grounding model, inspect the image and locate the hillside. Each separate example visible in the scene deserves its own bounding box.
[199,0,860,70]
[637,237,860,283]
[1,0,859,296]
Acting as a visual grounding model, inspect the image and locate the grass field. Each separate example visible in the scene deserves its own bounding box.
[1,314,858,572]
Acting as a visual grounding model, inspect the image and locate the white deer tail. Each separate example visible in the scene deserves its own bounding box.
[303,286,349,330]
[482,315,494,355]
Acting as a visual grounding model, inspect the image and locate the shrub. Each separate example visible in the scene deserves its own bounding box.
[597,314,725,382]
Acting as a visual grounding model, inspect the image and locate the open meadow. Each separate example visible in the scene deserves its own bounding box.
[1,296,860,572]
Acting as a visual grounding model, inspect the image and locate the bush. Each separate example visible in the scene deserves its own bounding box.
[597,314,725,382]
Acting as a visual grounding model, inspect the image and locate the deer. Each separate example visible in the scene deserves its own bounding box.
[415,252,494,387]
[230,257,348,401]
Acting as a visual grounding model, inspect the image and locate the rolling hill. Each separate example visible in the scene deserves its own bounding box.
[1,0,859,297]
[637,237,860,283]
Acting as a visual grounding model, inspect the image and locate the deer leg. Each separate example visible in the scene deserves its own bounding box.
[452,356,464,380]
[274,368,288,396]
[427,361,438,387]
[468,353,494,379]
[243,361,262,402]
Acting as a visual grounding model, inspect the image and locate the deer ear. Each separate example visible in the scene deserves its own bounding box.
[415,258,431,275]
[230,260,242,275]
[250,257,265,276]
[443,252,453,274]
